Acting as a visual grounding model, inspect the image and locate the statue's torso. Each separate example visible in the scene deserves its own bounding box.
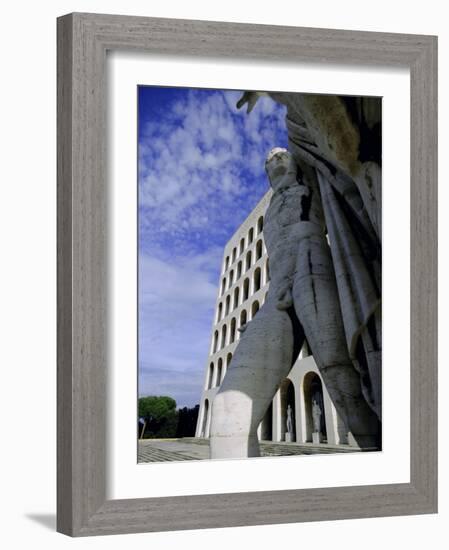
[264,175,326,289]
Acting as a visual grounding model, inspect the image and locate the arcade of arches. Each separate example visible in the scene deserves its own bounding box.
[197,354,348,446]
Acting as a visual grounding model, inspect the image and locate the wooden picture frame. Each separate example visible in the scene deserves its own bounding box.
[57,12,438,536]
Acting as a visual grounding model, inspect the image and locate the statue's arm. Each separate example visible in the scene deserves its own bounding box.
[264,199,301,311]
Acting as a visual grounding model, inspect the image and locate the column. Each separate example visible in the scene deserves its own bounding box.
[322,386,338,445]
[294,381,305,444]
[272,390,282,442]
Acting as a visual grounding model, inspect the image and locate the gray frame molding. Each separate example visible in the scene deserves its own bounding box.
[57,12,437,537]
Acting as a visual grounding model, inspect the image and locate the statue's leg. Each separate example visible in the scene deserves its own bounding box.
[209,296,294,459]
[293,234,380,448]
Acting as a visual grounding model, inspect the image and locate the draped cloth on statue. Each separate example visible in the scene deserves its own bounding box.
[268,93,382,418]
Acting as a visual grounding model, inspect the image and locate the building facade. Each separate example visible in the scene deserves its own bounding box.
[195,191,352,447]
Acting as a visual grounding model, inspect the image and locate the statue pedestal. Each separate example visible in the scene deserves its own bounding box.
[312,431,322,444]
[285,433,295,443]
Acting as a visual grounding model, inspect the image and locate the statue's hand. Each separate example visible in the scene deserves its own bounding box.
[236,91,260,114]
[276,286,293,311]
[237,323,247,333]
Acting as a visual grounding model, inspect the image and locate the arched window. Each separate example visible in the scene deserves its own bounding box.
[226,352,233,369]
[260,402,273,441]
[279,378,295,441]
[225,256,229,271]
[221,324,227,349]
[217,302,223,323]
[253,267,261,292]
[243,278,250,301]
[207,363,214,389]
[232,247,237,263]
[225,295,230,316]
[256,239,263,261]
[216,358,223,386]
[302,372,327,442]
[229,270,234,288]
[200,399,209,437]
[251,300,260,319]
[230,318,236,344]
[248,227,254,244]
[233,287,239,310]
[221,277,226,296]
[239,238,245,255]
[246,251,252,271]
[257,216,264,235]
[237,261,242,280]
[239,309,247,328]
[212,331,218,353]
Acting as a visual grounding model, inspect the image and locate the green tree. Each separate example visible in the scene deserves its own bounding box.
[138,396,178,438]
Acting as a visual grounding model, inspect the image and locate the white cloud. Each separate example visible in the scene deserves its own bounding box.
[138,89,286,249]
[139,247,222,407]
[138,88,287,407]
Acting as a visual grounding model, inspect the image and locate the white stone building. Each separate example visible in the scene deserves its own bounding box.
[195,191,351,447]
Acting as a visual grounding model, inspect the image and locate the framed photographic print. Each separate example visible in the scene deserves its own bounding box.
[57,12,437,536]
[136,85,383,463]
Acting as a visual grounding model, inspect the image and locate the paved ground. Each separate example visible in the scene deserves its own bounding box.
[138,437,372,463]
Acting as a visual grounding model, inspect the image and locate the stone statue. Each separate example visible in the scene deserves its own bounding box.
[286,404,294,435]
[209,145,380,459]
[312,399,322,433]
[238,92,382,419]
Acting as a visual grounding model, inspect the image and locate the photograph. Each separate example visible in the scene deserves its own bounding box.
[137,86,382,463]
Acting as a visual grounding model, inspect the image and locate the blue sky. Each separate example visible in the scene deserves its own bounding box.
[138,86,287,408]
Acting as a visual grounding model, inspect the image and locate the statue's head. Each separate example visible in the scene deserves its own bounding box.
[265,147,292,188]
